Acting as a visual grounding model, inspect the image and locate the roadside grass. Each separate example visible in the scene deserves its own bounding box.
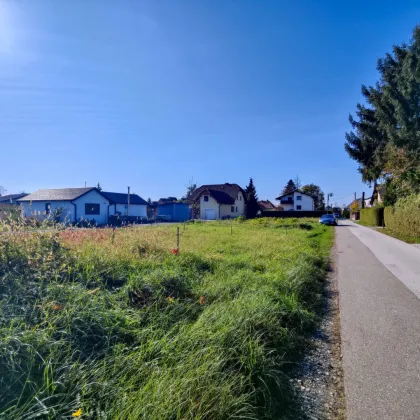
[0,219,333,419]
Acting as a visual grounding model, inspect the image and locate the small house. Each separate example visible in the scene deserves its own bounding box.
[18,187,147,225]
[275,190,315,211]
[190,183,246,220]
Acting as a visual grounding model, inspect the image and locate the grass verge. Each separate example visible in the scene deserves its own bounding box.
[0,219,333,419]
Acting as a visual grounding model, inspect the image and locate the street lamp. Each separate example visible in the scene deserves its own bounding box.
[327,193,334,213]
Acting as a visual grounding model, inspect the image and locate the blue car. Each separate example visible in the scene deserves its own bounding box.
[319,214,337,226]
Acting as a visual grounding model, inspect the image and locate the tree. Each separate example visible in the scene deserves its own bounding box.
[301,184,325,210]
[185,178,197,200]
[96,182,102,191]
[345,26,420,203]
[147,198,152,205]
[245,178,259,219]
[294,175,302,190]
[0,186,6,196]
[281,179,296,195]
[350,200,360,214]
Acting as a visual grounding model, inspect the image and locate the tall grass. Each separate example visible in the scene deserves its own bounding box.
[0,219,332,419]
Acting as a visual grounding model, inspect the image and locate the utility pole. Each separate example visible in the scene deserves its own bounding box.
[327,193,333,213]
[127,186,130,216]
[362,192,365,209]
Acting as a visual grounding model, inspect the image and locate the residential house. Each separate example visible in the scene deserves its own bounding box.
[18,187,147,224]
[275,190,315,211]
[0,193,28,204]
[190,183,246,220]
[258,200,275,211]
[102,191,147,218]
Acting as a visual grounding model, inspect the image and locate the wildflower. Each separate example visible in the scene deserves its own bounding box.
[171,248,179,255]
[72,408,82,417]
[168,296,175,303]
[199,296,206,305]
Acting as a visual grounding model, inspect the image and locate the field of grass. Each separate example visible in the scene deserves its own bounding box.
[0,218,333,419]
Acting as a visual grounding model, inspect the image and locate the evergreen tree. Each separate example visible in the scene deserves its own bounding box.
[245,178,259,219]
[96,182,103,191]
[281,179,296,195]
[345,26,420,202]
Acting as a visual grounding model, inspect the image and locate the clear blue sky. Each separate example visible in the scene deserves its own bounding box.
[1,0,419,206]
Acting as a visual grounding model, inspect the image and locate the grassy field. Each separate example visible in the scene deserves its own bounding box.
[0,218,333,419]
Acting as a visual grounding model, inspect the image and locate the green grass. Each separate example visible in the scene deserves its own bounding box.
[0,219,333,419]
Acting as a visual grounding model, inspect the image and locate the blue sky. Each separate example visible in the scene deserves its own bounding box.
[1,0,419,206]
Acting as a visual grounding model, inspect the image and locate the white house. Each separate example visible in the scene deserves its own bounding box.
[18,187,147,225]
[101,191,148,218]
[275,190,315,211]
[191,183,246,220]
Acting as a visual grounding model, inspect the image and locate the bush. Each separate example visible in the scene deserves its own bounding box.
[384,195,420,239]
[360,207,384,226]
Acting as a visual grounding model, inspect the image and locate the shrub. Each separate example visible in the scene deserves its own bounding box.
[384,195,420,239]
[360,207,384,226]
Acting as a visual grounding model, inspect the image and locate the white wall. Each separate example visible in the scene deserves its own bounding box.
[277,192,314,211]
[20,201,75,223]
[109,204,147,217]
[73,190,109,224]
[293,191,314,211]
[200,195,219,219]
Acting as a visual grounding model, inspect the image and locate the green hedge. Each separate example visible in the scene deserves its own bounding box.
[384,195,420,239]
[360,207,384,226]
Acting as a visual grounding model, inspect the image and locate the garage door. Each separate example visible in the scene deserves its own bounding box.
[204,209,216,220]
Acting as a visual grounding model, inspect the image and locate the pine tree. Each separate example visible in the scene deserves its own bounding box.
[245,178,259,219]
[96,182,102,191]
[281,179,296,195]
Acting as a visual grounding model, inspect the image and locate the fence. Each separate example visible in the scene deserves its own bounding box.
[262,210,326,218]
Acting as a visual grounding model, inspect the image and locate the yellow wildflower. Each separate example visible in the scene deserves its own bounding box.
[72,408,82,417]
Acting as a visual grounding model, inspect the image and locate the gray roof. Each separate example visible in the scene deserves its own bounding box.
[18,188,96,202]
[101,191,147,205]
[0,193,28,203]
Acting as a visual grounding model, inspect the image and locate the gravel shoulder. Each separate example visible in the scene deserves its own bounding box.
[289,230,346,419]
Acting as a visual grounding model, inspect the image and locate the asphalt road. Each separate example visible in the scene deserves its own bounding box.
[336,221,420,420]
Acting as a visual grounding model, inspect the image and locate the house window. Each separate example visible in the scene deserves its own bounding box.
[45,203,51,215]
[236,206,238,212]
[297,205,302,210]
[288,196,293,202]
[231,206,235,212]
[240,195,242,201]
[204,196,209,202]
[85,203,100,215]
[296,196,302,200]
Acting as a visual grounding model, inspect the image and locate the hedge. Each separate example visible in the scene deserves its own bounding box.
[262,210,326,218]
[384,195,420,239]
[360,207,384,226]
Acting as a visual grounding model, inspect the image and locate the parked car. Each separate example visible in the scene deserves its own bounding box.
[333,212,341,219]
[319,214,337,226]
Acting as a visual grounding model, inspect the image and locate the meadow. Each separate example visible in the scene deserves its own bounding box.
[0,218,333,419]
